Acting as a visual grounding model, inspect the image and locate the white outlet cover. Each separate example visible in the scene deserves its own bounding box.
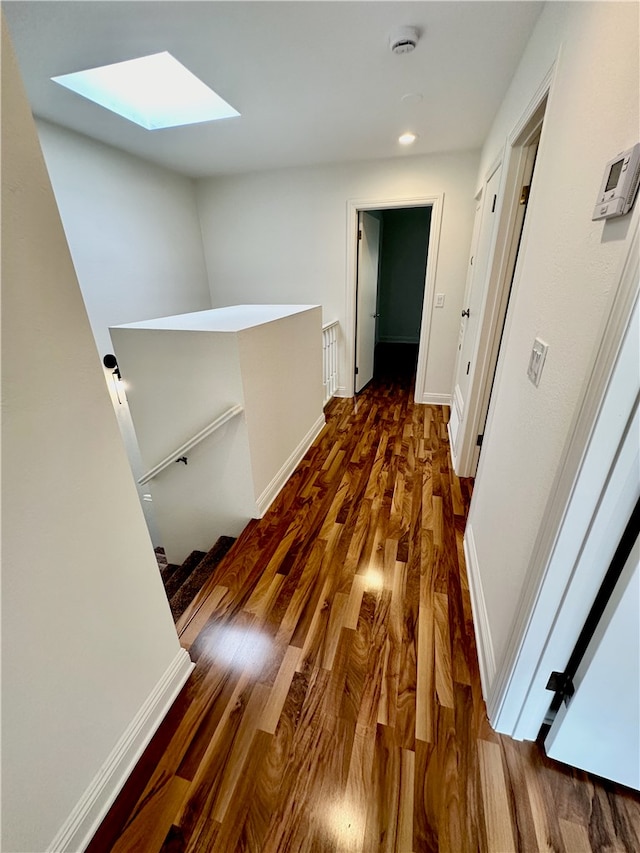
[527,338,549,386]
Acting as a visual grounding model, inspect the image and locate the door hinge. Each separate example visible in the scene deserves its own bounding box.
[470,255,474,266]
[466,361,471,375]
[491,194,497,213]
[476,434,483,447]
[358,229,362,240]
[546,670,575,706]
[355,366,359,374]
[520,185,531,206]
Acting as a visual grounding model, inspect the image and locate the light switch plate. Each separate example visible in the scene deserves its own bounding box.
[527,338,548,387]
[435,293,445,308]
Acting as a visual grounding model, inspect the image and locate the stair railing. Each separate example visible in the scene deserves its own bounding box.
[137,404,244,486]
[322,320,339,404]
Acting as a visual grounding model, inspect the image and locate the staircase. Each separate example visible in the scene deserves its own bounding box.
[155,537,236,622]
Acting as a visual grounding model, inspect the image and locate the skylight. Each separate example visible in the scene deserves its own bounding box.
[51,51,240,130]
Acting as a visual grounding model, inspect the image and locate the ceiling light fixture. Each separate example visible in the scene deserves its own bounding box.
[399,132,418,145]
[51,51,240,130]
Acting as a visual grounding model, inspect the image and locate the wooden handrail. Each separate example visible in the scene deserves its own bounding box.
[137,404,244,486]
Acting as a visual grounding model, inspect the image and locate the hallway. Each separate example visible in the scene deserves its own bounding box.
[90,376,640,852]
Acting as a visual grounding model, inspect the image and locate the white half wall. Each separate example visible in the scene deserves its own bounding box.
[111,326,257,565]
[238,306,324,506]
[36,120,213,545]
[465,1,640,694]
[111,305,324,564]
[196,151,479,398]
[2,19,188,853]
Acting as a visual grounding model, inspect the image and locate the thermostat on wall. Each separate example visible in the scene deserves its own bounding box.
[592,143,640,220]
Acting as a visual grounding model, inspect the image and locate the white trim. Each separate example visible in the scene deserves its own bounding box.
[334,385,349,398]
[508,62,556,147]
[463,525,497,699]
[418,391,451,406]
[517,397,639,741]
[47,648,194,853]
[452,61,556,478]
[255,414,326,516]
[447,421,459,472]
[344,194,444,400]
[449,155,504,476]
[488,210,640,737]
[452,383,464,421]
[448,398,462,465]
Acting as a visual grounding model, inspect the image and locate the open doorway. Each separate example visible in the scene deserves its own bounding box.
[355,207,432,392]
[347,194,443,401]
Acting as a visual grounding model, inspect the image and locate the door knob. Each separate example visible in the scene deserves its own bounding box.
[461,309,470,318]
[371,313,381,318]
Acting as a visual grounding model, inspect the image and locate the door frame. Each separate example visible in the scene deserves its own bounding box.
[470,130,541,475]
[345,194,444,401]
[449,156,503,472]
[452,69,552,477]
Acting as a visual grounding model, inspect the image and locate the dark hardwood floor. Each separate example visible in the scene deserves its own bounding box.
[88,369,640,852]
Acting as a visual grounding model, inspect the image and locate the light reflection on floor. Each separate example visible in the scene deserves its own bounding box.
[325,798,366,849]
[201,623,273,676]
[361,566,384,591]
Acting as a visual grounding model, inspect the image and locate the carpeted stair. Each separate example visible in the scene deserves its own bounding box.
[155,536,236,622]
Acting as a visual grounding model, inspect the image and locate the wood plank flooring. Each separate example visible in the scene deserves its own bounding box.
[89,373,640,853]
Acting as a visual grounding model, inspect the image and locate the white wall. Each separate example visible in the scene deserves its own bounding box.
[36,120,213,544]
[196,152,479,397]
[237,306,324,506]
[466,2,639,687]
[1,20,188,851]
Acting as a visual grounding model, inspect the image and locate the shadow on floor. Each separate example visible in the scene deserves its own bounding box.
[373,342,418,385]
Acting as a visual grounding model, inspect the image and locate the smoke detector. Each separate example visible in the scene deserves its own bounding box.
[389,26,420,55]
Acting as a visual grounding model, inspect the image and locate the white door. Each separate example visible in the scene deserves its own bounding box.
[471,140,539,471]
[544,530,639,790]
[448,194,482,452]
[450,164,501,455]
[355,211,380,393]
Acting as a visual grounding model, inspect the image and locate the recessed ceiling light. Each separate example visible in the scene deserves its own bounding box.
[399,132,418,145]
[51,51,240,130]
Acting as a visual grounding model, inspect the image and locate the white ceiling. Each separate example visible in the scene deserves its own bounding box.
[4,1,544,179]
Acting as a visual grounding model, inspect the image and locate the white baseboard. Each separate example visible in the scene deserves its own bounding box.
[334,386,349,398]
[463,525,497,703]
[47,648,194,853]
[255,414,326,516]
[418,391,452,406]
[447,420,459,471]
